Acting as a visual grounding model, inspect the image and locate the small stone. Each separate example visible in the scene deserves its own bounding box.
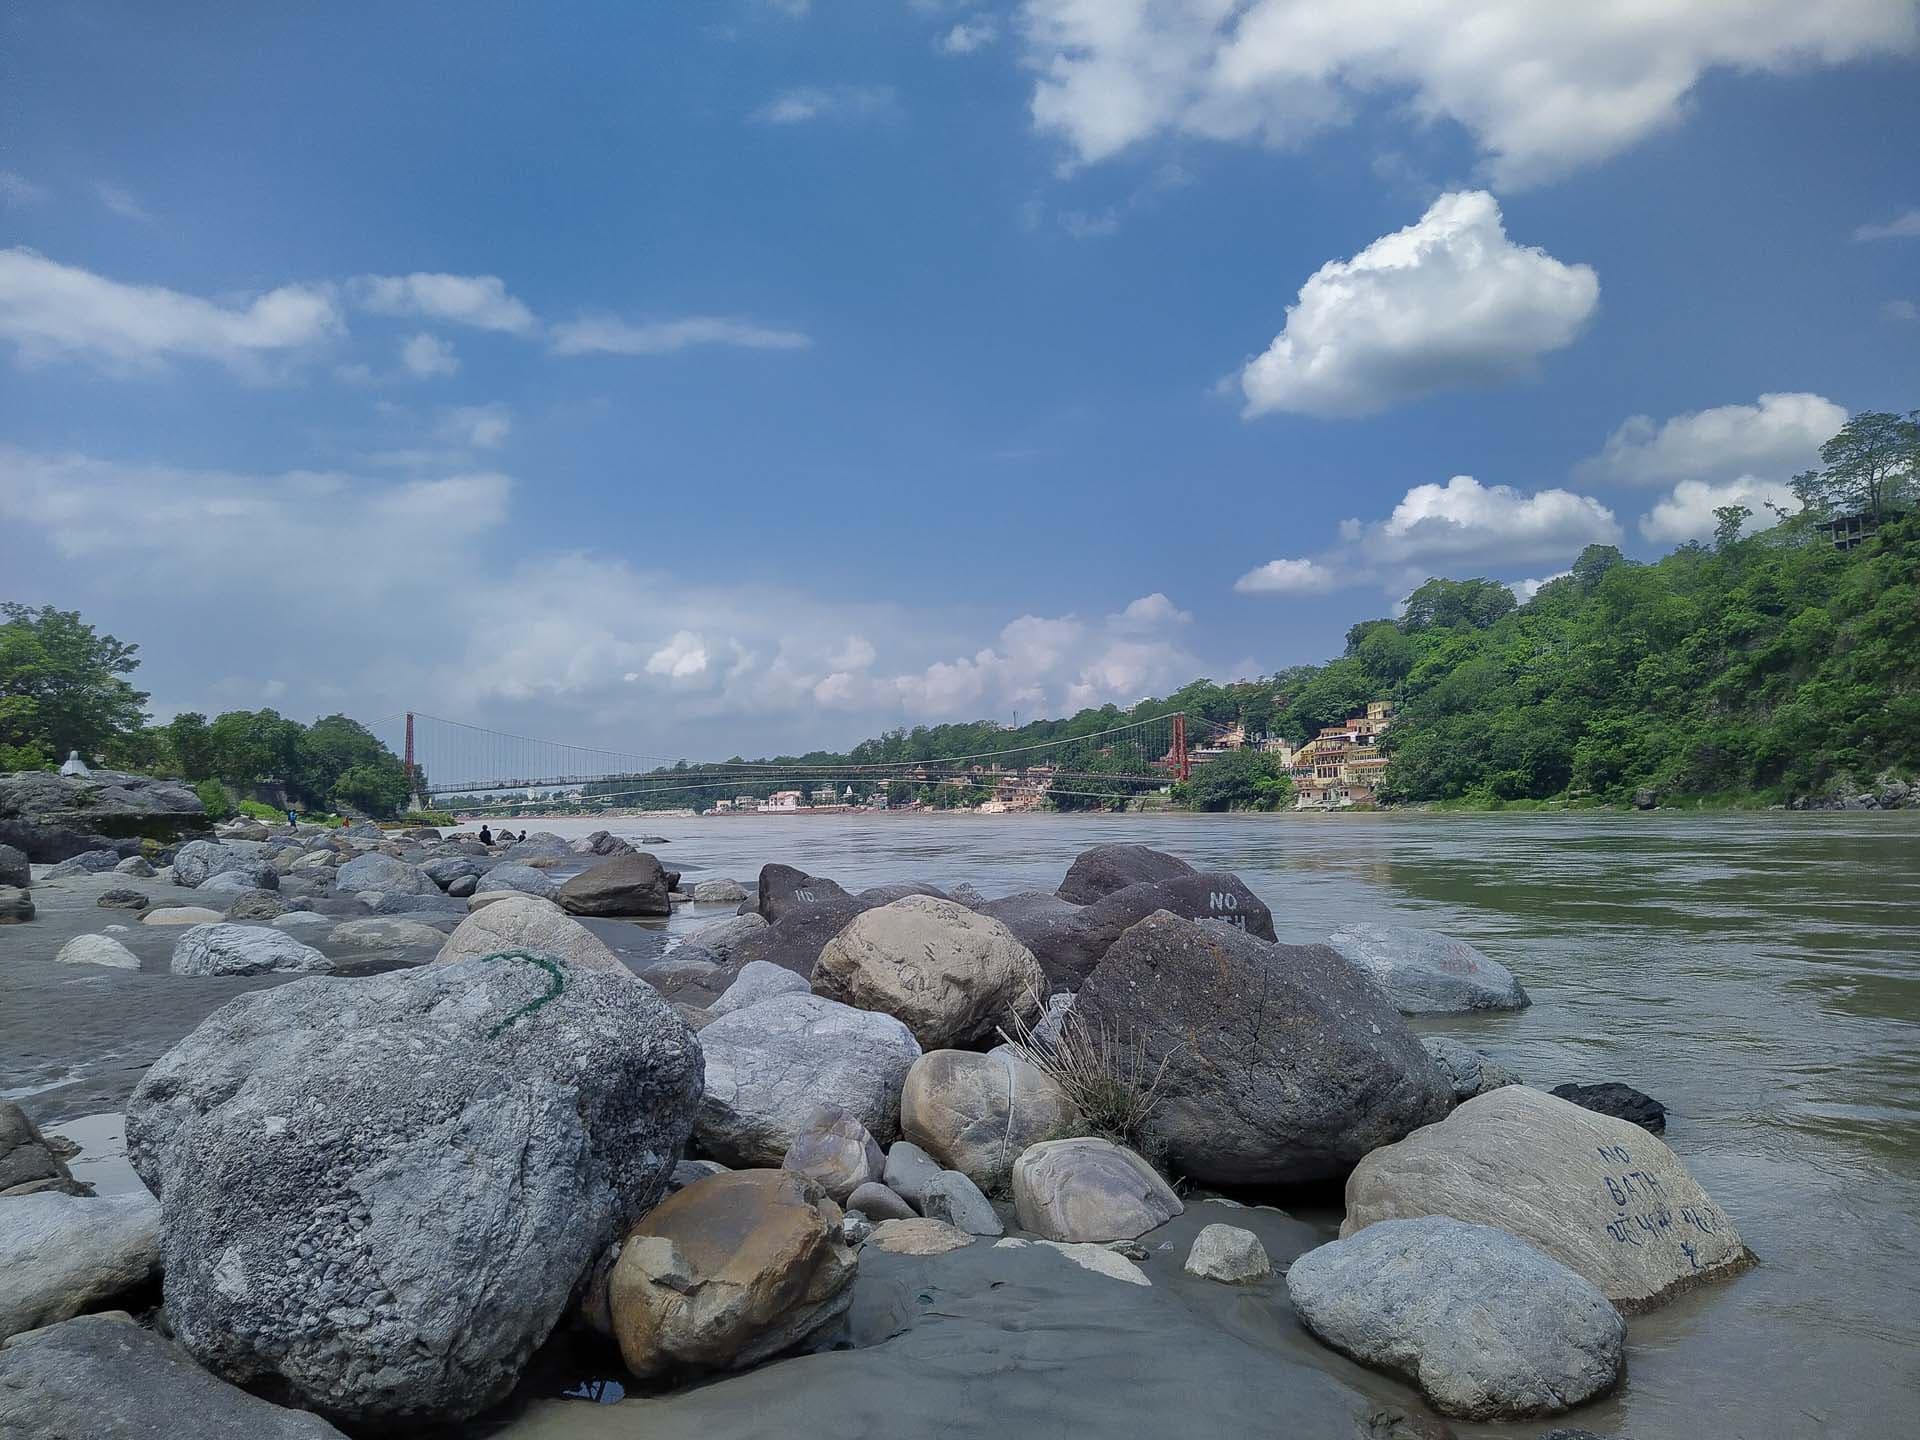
[95,888,150,911]
[1183,1223,1270,1283]
[866,1218,974,1256]
[55,934,141,971]
[846,1182,915,1221]
[920,1169,1003,1236]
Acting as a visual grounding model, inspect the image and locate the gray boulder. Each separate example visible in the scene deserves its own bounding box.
[573,829,636,857]
[730,894,869,977]
[1011,1137,1182,1243]
[708,952,809,1015]
[498,832,574,867]
[223,889,290,921]
[113,853,157,877]
[335,852,435,896]
[356,889,466,917]
[2,1100,84,1196]
[55,933,141,970]
[1342,1086,1752,1312]
[94,886,150,910]
[558,851,672,917]
[1326,922,1531,1014]
[920,1169,1003,1236]
[695,992,921,1166]
[0,1192,160,1340]
[0,885,32,923]
[433,893,627,974]
[1424,1036,1523,1101]
[327,916,447,949]
[446,872,478,898]
[45,847,122,878]
[0,1312,347,1439]
[124,953,703,1426]
[1183,1223,1271,1283]
[421,854,485,889]
[882,1140,943,1210]
[900,1048,1079,1194]
[1056,842,1196,904]
[752,862,853,923]
[0,768,206,862]
[0,840,28,887]
[170,923,331,977]
[1286,1217,1626,1420]
[474,861,560,900]
[171,839,254,888]
[1076,912,1451,1185]
[781,1101,886,1203]
[197,865,278,893]
[847,1181,916,1220]
[692,877,749,903]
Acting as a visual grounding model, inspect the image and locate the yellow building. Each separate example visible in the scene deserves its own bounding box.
[1290,700,1396,809]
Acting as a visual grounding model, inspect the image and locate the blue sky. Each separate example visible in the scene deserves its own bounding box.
[4,1,1917,758]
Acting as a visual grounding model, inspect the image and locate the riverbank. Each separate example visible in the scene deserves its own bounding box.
[3,811,1917,1438]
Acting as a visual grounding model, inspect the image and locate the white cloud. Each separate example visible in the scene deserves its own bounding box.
[1112,592,1192,628]
[1577,392,1846,488]
[549,314,812,356]
[400,332,459,378]
[437,404,511,449]
[1240,191,1598,419]
[0,248,341,377]
[1885,299,1919,322]
[941,18,999,54]
[1509,572,1568,602]
[1234,557,1339,594]
[645,631,711,680]
[1854,208,1920,242]
[1240,475,1620,598]
[1638,475,1795,544]
[827,635,877,671]
[95,182,152,223]
[1021,0,1918,186]
[348,272,537,335]
[754,85,897,125]
[1,172,45,206]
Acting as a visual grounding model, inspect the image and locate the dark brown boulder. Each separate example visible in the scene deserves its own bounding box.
[1055,843,1197,904]
[558,852,673,917]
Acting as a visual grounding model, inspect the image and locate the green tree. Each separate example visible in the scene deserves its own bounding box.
[331,762,409,818]
[1794,411,1919,519]
[1185,748,1294,812]
[1713,504,1752,550]
[0,603,150,769]
[1399,577,1518,633]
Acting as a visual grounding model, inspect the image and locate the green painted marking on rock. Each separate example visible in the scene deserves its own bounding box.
[482,949,567,1037]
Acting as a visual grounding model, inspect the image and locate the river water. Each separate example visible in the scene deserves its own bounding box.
[9,810,1918,1437]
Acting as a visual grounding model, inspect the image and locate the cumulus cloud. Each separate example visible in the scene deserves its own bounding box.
[1886,299,1919,322]
[0,248,341,377]
[347,272,537,335]
[1112,592,1192,628]
[1234,557,1339,594]
[1638,476,1795,544]
[941,18,999,54]
[399,332,459,378]
[1022,0,1918,185]
[1577,392,1846,487]
[1510,572,1569,602]
[753,85,897,125]
[1854,208,1920,242]
[1239,191,1598,419]
[549,314,812,356]
[645,631,711,680]
[1238,475,1620,599]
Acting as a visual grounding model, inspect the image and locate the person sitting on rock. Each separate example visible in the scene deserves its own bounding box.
[478,824,493,846]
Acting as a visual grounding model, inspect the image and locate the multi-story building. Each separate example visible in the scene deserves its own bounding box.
[1290,700,1396,809]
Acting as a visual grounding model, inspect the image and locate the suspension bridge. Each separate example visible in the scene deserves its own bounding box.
[390,709,1229,814]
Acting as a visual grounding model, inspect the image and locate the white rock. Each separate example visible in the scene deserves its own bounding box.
[55,934,141,970]
[1183,1223,1271,1283]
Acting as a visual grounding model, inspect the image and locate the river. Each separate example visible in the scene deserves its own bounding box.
[9,810,1918,1438]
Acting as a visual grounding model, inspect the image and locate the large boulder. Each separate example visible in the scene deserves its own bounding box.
[113,853,156,877]
[752,863,852,923]
[730,894,868,977]
[172,839,257,888]
[1325,922,1530,1014]
[1075,912,1450,1185]
[433,892,627,975]
[1055,843,1196,904]
[558,851,672,917]
[901,1048,1078,1194]
[334,852,435,896]
[196,865,278,893]
[708,954,810,1016]
[608,1169,856,1377]
[0,1312,348,1439]
[498,832,575,867]
[0,768,207,862]
[986,872,1277,993]
[694,993,921,1166]
[1342,1086,1752,1313]
[0,1192,160,1340]
[780,1102,885,1203]
[420,854,486,889]
[1287,1217,1626,1420]
[124,954,703,1425]
[474,861,560,900]
[812,895,1045,1050]
[170,923,331,977]
[45,847,121,878]
[1011,1137,1182,1242]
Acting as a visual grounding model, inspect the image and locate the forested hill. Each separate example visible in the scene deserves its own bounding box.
[804,512,1917,809]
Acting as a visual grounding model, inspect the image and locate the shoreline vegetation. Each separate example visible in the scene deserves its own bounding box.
[4,411,1916,819]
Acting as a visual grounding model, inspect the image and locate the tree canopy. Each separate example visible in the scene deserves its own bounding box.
[0,604,149,771]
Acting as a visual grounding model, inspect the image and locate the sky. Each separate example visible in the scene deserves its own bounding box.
[3,1,1918,761]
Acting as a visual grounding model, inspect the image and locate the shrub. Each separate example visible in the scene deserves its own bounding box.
[998,984,1178,1164]
[194,778,233,821]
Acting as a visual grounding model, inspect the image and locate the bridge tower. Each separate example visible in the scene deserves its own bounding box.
[1172,713,1190,783]
[403,712,422,811]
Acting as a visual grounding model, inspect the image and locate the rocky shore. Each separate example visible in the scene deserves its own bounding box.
[0,805,1753,1438]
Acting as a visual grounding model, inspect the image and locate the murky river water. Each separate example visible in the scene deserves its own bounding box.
[7,810,1917,1438]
